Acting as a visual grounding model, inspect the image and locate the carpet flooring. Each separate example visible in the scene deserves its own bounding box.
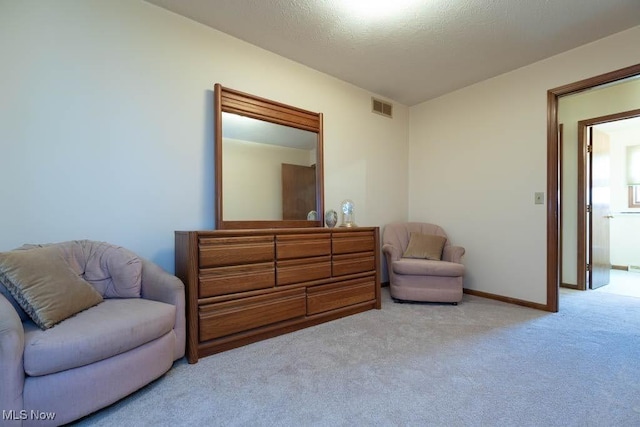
[72,284,640,426]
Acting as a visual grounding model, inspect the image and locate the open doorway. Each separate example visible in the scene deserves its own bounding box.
[576,113,640,296]
[547,63,640,312]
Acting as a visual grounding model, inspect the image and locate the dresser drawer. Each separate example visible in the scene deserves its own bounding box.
[277,256,331,285]
[276,233,331,260]
[199,262,275,298]
[307,277,376,315]
[332,252,375,276]
[199,288,306,341]
[332,231,375,255]
[199,236,274,268]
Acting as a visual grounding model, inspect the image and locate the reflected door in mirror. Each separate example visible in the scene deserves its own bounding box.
[282,163,316,220]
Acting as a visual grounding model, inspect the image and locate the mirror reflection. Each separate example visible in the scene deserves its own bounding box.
[222,112,319,221]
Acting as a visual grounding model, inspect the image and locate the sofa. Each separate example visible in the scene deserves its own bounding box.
[0,240,185,426]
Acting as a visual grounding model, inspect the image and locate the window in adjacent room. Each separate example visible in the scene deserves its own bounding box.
[628,144,640,208]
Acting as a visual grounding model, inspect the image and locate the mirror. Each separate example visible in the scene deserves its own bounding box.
[215,84,324,229]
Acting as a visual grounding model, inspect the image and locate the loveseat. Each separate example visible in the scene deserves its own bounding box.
[0,240,185,426]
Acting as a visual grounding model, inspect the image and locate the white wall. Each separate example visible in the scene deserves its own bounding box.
[408,26,640,304]
[558,79,640,285]
[609,131,640,268]
[0,0,409,273]
[611,215,640,268]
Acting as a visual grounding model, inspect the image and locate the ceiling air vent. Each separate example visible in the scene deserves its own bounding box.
[371,97,393,118]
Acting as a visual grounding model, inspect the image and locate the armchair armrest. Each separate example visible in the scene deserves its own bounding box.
[443,245,465,264]
[0,294,25,423]
[382,243,402,262]
[140,258,185,361]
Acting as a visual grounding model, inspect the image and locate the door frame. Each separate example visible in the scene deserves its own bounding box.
[577,109,640,291]
[547,63,640,312]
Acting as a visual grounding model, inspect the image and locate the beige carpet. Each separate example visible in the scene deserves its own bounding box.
[72,286,640,426]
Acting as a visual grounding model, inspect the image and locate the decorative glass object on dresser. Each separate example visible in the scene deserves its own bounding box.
[339,199,357,227]
[325,209,338,228]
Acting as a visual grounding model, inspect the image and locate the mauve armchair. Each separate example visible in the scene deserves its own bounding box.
[0,240,185,426]
[382,222,465,304]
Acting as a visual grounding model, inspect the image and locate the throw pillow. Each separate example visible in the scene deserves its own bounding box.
[0,246,103,329]
[403,232,447,260]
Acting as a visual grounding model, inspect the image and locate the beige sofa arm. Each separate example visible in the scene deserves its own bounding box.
[443,245,465,264]
[140,259,186,361]
[0,294,25,425]
[382,243,402,262]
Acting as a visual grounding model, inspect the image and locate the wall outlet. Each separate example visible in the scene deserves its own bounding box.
[535,192,545,205]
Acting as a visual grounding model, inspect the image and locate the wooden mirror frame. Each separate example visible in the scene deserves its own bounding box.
[214,83,324,229]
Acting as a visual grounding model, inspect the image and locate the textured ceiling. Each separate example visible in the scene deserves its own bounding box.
[144,0,640,106]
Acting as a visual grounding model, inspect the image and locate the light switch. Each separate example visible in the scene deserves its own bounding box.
[535,192,545,205]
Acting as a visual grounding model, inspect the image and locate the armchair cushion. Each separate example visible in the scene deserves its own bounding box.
[403,232,446,260]
[23,298,175,377]
[0,246,103,330]
[393,258,465,277]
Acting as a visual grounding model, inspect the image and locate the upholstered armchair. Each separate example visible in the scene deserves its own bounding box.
[382,222,465,304]
[0,240,185,426]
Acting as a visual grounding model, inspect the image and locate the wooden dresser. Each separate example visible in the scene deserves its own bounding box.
[175,227,380,363]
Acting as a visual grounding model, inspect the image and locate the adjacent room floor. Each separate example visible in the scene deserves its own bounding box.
[594,269,640,298]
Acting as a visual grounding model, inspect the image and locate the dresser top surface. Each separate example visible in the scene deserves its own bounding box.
[176,227,378,237]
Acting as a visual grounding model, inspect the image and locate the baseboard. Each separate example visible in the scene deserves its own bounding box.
[463,288,550,312]
[561,283,579,289]
[612,265,628,271]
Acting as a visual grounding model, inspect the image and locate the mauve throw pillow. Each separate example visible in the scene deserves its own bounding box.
[402,232,447,260]
[0,246,103,329]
